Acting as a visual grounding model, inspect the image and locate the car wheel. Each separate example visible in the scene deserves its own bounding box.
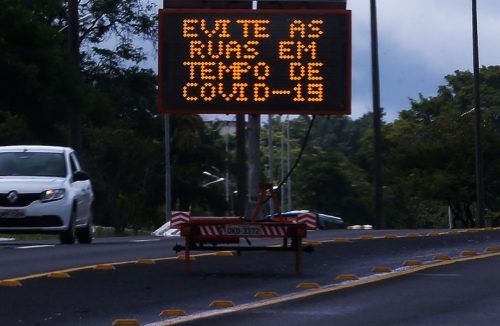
[76,217,94,244]
[60,208,77,244]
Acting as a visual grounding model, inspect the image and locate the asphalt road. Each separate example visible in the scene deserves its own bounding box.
[183,256,500,326]
[1,229,500,325]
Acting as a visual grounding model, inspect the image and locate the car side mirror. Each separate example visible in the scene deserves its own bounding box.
[73,170,90,182]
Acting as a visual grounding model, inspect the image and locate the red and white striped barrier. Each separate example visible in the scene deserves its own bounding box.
[297,213,318,230]
[262,225,288,237]
[170,211,191,229]
[200,225,223,236]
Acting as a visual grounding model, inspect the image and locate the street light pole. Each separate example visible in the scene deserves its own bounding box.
[68,0,82,155]
[472,0,485,227]
[370,0,384,229]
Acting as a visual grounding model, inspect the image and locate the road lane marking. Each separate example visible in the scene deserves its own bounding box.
[412,273,461,277]
[16,245,56,249]
[131,239,162,243]
[144,250,500,326]
[0,252,217,284]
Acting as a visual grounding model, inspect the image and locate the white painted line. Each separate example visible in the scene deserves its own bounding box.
[16,245,56,249]
[131,239,162,243]
[413,273,461,277]
[0,238,15,241]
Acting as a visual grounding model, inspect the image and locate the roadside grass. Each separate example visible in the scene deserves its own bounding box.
[0,226,152,241]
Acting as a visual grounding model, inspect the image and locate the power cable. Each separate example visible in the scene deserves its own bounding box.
[267,115,316,204]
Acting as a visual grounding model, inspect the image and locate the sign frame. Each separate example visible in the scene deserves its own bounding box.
[158,8,351,115]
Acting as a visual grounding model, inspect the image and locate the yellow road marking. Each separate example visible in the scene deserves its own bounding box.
[0,253,215,284]
[147,251,500,326]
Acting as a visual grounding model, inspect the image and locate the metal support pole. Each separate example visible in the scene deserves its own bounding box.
[472,0,485,227]
[295,237,302,276]
[286,118,292,211]
[68,0,82,155]
[370,0,384,229]
[225,122,230,215]
[246,115,261,219]
[184,235,191,275]
[162,0,172,222]
[236,115,247,216]
[245,0,261,219]
[164,115,172,222]
[280,116,285,210]
[268,115,274,217]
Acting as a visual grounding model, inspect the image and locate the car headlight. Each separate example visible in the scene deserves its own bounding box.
[40,189,65,202]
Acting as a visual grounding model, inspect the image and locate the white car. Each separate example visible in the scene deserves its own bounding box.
[0,145,94,244]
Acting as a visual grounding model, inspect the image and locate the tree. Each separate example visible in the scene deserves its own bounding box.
[261,115,373,225]
[170,115,227,216]
[84,124,164,232]
[384,66,500,227]
[0,0,81,144]
[58,0,157,70]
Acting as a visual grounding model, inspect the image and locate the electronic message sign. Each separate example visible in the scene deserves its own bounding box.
[158,9,351,115]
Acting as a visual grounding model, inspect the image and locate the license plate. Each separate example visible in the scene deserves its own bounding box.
[225,225,262,236]
[0,209,25,218]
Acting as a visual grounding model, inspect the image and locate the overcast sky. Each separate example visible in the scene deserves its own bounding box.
[149,0,500,121]
[349,0,500,121]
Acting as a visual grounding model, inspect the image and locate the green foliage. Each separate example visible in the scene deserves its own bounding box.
[0,112,32,145]
[384,66,500,228]
[83,124,163,231]
[171,115,227,215]
[261,115,373,226]
[293,148,373,225]
[0,0,81,143]
[76,0,157,68]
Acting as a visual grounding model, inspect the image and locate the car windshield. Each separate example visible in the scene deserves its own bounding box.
[0,152,66,177]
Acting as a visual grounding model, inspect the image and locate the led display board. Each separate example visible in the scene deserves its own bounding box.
[158,9,351,115]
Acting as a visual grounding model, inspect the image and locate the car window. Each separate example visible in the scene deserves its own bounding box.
[0,152,67,177]
[69,153,80,174]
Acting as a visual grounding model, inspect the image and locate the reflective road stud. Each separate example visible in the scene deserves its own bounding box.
[47,272,70,279]
[296,282,320,289]
[95,264,116,270]
[209,300,235,308]
[254,291,279,299]
[335,274,359,281]
[372,266,392,273]
[159,309,187,317]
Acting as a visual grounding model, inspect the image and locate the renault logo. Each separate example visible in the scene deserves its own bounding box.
[6,191,18,204]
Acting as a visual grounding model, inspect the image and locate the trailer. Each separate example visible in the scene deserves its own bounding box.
[171,183,316,275]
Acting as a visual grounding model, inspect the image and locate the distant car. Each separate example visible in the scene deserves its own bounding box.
[317,213,345,229]
[268,210,345,229]
[0,145,94,244]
